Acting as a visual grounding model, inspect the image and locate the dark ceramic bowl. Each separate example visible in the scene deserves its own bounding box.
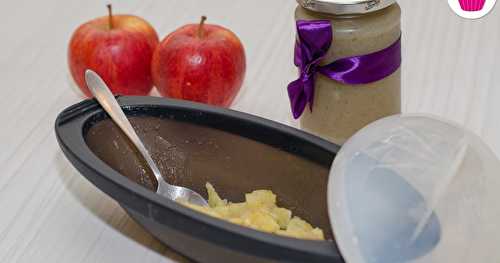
[55,96,343,263]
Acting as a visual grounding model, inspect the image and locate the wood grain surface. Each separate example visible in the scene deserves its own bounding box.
[1,0,499,262]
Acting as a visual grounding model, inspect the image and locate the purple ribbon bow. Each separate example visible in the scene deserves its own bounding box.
[288,20,402,119]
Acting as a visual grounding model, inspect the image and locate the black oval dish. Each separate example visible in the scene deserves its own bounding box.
[55,96,343,263]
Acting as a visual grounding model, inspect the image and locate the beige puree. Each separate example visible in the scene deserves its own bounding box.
[295,4,401,145]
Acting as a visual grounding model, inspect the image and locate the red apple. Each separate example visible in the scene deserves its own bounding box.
[68,5,159,97]
[152,16,246,107]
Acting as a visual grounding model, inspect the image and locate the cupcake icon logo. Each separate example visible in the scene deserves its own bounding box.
[459,0,486,11]
[449,0,497,19]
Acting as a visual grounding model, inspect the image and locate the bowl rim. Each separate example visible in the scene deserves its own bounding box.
[55,95,343,262]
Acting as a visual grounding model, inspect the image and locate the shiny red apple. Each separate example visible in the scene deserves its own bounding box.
[152,16,246,107]
[68,5,159,97]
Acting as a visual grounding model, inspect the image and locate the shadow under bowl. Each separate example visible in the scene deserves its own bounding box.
[55,96,343,263]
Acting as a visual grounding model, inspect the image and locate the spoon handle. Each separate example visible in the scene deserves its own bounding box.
[84,69,164,185]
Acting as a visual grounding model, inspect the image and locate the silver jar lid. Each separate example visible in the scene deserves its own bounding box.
[297,0,397,15]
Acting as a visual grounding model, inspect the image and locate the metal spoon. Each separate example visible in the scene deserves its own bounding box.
[85,69,208,207]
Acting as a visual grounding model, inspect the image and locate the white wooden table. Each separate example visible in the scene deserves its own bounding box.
[1,0,499,262]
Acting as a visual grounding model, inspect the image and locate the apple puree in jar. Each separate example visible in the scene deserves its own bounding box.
[294,1,401,144]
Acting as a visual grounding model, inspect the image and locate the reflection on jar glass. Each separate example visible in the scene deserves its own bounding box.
[293,0,401,145]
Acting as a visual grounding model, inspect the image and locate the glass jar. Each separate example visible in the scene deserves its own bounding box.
[294,0,401,145]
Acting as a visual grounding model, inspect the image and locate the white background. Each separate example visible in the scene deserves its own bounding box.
[1,0,500,262]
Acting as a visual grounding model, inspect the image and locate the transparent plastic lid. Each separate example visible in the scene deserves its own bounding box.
[328,115,500,263]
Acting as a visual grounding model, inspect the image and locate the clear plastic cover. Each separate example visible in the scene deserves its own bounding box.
[328,115,500,263]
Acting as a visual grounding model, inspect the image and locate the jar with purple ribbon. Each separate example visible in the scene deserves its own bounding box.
[289,0,401,144]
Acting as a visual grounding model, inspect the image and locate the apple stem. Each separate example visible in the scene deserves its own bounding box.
[197,16,207,38]
[107,4,113,30]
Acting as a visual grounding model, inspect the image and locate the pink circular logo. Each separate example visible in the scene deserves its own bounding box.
[449,0,497,19]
